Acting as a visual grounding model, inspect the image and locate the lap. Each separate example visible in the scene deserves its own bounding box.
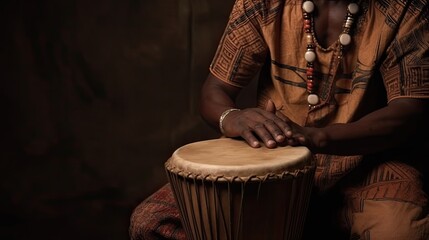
[129,183,185,240]
[343,161,429,239]
[129,161,428,240]
[350,199,429,240]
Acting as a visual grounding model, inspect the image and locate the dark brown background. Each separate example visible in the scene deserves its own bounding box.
[0,0,257,239]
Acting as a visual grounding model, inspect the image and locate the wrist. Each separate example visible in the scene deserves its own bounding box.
[219,108,240,135]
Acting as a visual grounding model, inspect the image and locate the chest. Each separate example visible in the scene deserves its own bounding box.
[312,2,350,49]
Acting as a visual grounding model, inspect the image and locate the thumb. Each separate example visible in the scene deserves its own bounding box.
[265,99,276,113]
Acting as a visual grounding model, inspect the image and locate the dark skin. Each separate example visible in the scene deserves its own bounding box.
[200,0,429,156]
[313,0,350,48]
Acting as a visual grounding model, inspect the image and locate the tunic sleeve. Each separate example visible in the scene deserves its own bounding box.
[209,0,269,88]
[380,3,429,102]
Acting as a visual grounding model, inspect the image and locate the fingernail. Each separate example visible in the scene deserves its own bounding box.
[276,135,285,141]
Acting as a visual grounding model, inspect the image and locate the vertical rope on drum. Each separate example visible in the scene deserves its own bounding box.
[193,176,206,240]
[257,176,265,238]
[295,168,313,240]
[168,171,192,240]
[212,180,219,239]
[289,174,297,240]
[180,173,194,240]
[293,173,304,240]
[299,173,309,239]
[227,178,233,240]
[214,176,230,240]
[234,178,247,240]
[257,176,263,201]
[300,167,315,239]
[280,174,289,240]
[185,174,201,240]
[203,176,214,239]
[288,174,298,240]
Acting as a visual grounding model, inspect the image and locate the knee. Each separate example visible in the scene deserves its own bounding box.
[129,201,148,240]
[351,200,429,240]
[128,184,185,240]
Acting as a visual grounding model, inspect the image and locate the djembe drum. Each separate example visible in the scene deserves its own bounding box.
[165,138,315,240]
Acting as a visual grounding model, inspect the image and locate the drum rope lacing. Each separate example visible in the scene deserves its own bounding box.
[165,162,316,182]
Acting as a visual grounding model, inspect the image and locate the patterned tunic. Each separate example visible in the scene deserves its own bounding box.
[209,0,429,194]
[129,1,429,239]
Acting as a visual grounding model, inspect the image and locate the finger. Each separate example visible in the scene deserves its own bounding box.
[298,136,306,145]
[244,110,283,147]
[287,138,300,146]
[231,108,285,148]
[286,133,306,146]
[259,111,291,138]
[241,129,261,148]
[252,123,277,148]
[272,111,297,137]
[262,119,286,142]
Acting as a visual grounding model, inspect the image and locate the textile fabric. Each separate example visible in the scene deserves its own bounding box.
[130,0,429,239]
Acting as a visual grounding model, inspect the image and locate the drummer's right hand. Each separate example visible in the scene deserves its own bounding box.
[221,101,290,149]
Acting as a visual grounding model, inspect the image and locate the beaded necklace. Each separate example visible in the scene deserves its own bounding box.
[302,0,360,106]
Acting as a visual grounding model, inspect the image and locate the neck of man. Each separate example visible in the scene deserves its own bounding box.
[315,0,351,5]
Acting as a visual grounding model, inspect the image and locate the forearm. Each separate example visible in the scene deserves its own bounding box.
[306,98,428,155]
[199,74,241,131]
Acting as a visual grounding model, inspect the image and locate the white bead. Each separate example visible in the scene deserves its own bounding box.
[305,50,316,62]
[307,94,319,105]
[339,33,352,46]
[302,1,315,13]
[348,3,359,14]
[345,19,353,28]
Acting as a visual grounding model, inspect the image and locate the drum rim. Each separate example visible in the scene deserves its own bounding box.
[165,162,316,182]
[165,138,315,179]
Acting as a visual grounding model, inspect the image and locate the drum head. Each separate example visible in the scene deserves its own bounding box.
[166,138,313,179]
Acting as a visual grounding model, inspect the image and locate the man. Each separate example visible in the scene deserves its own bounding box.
[130,0,429,239]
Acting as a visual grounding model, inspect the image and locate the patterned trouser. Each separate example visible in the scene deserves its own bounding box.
[129,161,429,240]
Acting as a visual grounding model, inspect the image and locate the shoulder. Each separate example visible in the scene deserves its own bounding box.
[372,0,429,24]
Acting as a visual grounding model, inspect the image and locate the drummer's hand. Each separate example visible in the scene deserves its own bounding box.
[221,100,291,148]
[267,102,310,148]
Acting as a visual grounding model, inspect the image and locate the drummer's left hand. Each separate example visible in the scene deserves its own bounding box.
[265,99,308,147]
